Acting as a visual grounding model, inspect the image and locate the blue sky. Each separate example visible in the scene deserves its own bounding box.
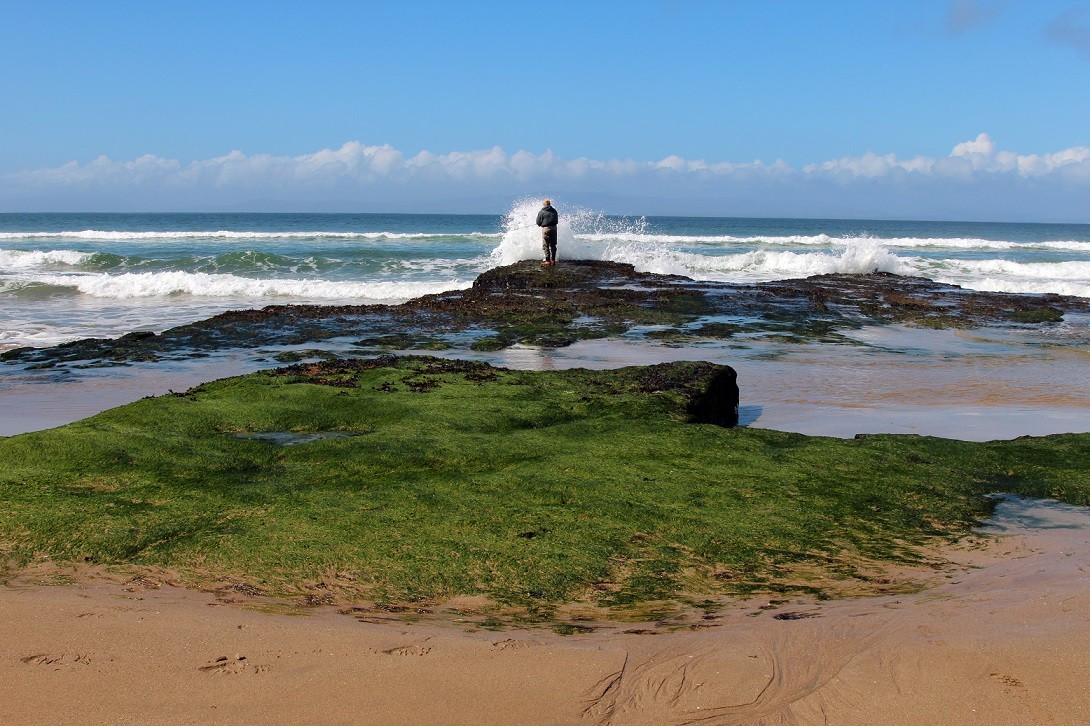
[2,0,1090,220]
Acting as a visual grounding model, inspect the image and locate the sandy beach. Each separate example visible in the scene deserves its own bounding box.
[3,256,1089,724]
[2,496,1088,725]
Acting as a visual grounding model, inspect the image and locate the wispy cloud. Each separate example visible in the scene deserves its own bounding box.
[947,0,1012,34]
[3,135,1090,220]
[1047,6,1090,58]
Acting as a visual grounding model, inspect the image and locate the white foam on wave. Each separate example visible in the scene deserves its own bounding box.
[913,257,1090,298]
[27,271,472,302]
[858,236,1090,252]
[0,230,501,242]
[618,240,910,281]
[0,322,82,350]
[1039,240,1090,252]
[964,278,1090,297]
[942,258,1090,280]
[574,232,1090,253]
[0,296,266,352]
[386,256,492,277]
[0,248,95,269]
[574,232,822,246]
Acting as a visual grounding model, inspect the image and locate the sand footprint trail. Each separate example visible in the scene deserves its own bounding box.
[580,618,892,725]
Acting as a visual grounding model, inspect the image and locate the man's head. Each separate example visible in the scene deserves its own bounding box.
[543,198,551,207]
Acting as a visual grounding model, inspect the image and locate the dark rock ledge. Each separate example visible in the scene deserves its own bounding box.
[3,260,1086,369]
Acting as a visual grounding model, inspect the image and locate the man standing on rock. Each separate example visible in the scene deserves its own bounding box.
[536,198,559,266]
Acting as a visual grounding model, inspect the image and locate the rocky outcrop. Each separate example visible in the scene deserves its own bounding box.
[272,354,740,428]
[3,261,1085,369]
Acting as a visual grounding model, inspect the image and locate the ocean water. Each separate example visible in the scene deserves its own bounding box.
[3,199,1090,352]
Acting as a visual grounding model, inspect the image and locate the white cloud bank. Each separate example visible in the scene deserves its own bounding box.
[803,133,1090,181]
[3,133,1090,221]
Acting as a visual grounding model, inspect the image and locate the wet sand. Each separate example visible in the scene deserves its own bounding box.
[2,496,1088,725]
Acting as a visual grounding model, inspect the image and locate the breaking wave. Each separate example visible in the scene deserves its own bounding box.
[573,232,1090,253]
[487,199,1090,297]
[0,249,95,269]
[19,271,471,302]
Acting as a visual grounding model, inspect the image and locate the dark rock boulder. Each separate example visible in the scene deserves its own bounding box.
[272,354,740,428]
[633,361,739,428]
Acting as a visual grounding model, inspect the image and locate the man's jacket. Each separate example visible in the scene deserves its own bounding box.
[536,205,558,227]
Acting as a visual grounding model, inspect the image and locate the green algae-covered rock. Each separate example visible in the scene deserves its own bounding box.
[1,355,1088,622]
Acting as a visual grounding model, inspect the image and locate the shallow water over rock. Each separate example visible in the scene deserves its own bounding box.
[3,262,1088,439]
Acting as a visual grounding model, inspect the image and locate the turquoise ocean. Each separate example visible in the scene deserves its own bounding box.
[3,199,1090,352]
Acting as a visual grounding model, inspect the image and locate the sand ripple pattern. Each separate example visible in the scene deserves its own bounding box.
[582,621,888,725]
